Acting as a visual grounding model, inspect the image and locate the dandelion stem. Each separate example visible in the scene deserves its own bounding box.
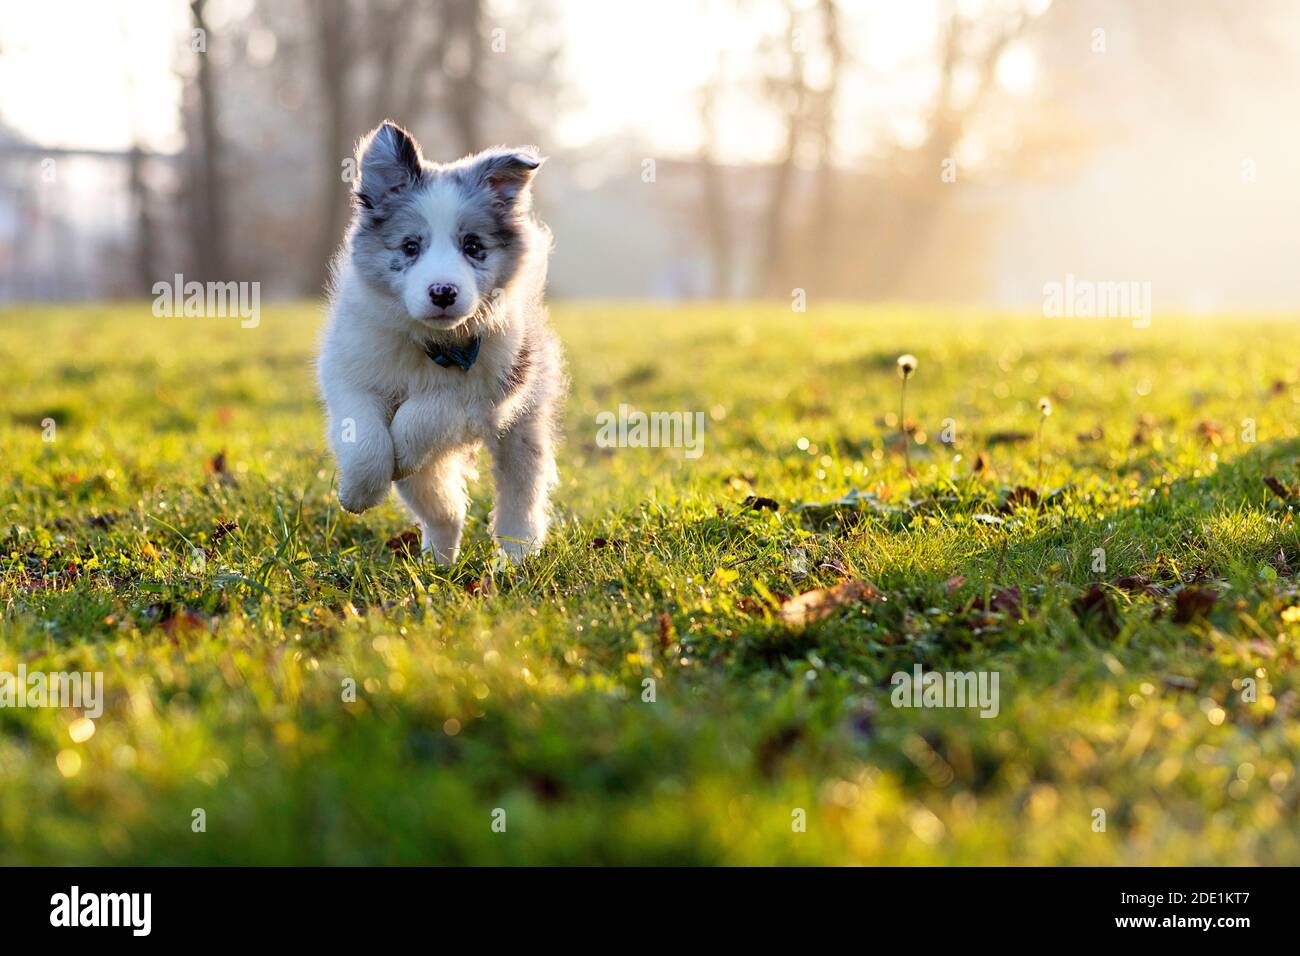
[1037,417,1044,495]
[900,378,910,474]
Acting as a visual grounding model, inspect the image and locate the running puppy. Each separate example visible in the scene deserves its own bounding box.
[318,121,564,563]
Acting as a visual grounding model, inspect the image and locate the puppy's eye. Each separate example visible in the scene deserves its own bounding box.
[461,234,484,258]
[401,239,420,257]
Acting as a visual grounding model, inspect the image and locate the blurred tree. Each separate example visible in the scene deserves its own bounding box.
[185,0,230,281]
[309,0,353,294]
[696,54,733,299]
[302,0,564,294]
[756,0,813,298]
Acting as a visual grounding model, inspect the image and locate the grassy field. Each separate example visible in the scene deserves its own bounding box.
[2,302,1299,865]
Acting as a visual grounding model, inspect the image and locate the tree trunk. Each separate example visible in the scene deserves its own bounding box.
[308,0,352,295]
[446,0,484,154]
[189,0,229,281]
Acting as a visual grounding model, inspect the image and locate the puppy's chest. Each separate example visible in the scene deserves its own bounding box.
[389,350,508,429]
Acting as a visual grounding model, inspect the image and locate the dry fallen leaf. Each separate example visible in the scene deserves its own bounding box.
[1072,584,1119,636]
[1263,476,1293,501]
[211,519,240,546]
[1001,486,1040,511]
[1172,586,1218,623]
[971,586,1022,616]
[1274,548,1293,577]
[657,611,674,648]
[1110,574,1165,596]
[385,528,421,553]
[778,579,882,625]
[161,610,206,639]
[1194,419,1226,445]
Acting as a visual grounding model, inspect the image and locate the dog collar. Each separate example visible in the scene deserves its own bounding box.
[423,336,481,371]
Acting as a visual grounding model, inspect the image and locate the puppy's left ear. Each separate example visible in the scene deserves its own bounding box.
[470,147,544,209]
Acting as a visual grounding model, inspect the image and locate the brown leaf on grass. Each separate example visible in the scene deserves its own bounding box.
[210,519,239,546]
[1132,414,1157,446]
[944,575,968,595]
[464,578,490,596]
[1273,548,1293,577]
[971,586,1022,616]
[1263,476,1293,501]
[1172,586,1218,623]
[1110,574,1165,597]
[818,557,852,578]
[657,611,675,648]
[1072,584,1119,636]
[1194,420,1226,445]
[385,528,421,554]
[1000,486,1039,511]
[591,536,626,551]
[778,579,882,625]
[207,450,238,485]
[526,773,563,803]
[160,610,206,641]
[743,495,780,512]
[755,724,803,778]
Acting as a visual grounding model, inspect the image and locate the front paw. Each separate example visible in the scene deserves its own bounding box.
[338,466,391,514]
[495,528,543,564]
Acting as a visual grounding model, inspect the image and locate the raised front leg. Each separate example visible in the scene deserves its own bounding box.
[325,386,394,514]
[489,415,557,563]
[395,447,474,564]
[390,393,470,481]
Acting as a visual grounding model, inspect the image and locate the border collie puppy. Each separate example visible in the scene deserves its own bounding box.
[318,121,564,564]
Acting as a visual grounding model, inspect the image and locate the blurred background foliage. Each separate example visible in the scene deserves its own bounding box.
[2,0,1299,307]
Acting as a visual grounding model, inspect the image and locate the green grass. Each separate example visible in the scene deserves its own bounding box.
[2,301,1299,864]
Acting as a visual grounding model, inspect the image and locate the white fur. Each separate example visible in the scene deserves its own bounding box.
[317,184,561,565]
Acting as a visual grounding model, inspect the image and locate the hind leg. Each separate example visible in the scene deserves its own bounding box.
[395,446,475,564]
[488,412,557,563]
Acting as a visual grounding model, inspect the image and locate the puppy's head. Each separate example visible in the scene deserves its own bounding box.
[348,121,542,333]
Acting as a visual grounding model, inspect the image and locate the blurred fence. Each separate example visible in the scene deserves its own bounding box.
[0,143,179,303]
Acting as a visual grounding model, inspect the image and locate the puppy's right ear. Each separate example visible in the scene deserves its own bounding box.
[354,121,423,211]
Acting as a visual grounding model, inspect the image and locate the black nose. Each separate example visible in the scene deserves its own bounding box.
[428,284,458,309]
